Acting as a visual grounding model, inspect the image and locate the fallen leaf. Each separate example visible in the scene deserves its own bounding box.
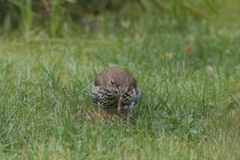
[184,42,193,55]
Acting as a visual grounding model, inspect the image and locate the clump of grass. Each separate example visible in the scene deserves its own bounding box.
[20,0,33,40]
[49,0,62,37]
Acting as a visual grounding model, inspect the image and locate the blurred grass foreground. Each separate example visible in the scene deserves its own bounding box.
[0,0,240,159]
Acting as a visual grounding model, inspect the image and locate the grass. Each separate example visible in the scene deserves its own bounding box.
[20,0,32,40]
[0,8,240,160]
[0,0,221,38]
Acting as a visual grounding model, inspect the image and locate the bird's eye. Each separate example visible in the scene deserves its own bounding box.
[110,80,114,85]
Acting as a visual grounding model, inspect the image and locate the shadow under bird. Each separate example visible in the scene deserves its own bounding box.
[91,67,141,124]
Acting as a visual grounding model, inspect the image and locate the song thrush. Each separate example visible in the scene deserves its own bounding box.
[91,67,141,124]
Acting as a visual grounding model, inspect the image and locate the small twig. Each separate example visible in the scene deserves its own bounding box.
[117,97,122,113]
[126,112,130,126]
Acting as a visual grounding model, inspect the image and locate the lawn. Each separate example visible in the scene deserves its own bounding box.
[0,4,240,160]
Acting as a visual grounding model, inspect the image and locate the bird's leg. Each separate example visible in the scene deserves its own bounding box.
[117,96,122,113]
[126,111,130,125]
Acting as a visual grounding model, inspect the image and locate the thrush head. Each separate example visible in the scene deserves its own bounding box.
[95,67,136,94]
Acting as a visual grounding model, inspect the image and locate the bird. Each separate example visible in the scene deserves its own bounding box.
[91,67,141,125]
